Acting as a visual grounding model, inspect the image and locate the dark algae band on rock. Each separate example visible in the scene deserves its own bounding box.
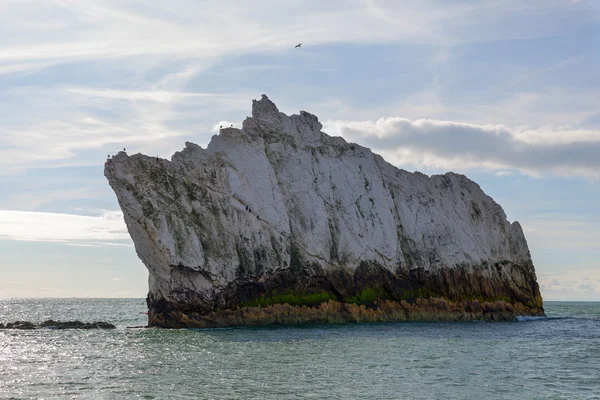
[105,95,544,328]
[146,261,543,328]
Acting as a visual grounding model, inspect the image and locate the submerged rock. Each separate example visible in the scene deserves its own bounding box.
[0,320,116,330]
[105,95,544,328]
[5,321,36,330]
[39,320,116,329]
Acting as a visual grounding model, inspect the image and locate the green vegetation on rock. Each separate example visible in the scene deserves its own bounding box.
[347,287,390,305]
[241,290,335,308]
[400,287,435,302]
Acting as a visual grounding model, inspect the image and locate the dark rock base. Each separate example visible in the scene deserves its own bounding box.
[147,261,544,328]
[149,298,544,328]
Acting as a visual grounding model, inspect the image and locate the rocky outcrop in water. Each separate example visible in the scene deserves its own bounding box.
[0,320,116,329]
[105,95,544,328]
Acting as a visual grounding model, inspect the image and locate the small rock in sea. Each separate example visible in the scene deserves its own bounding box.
[6,321,36,330]
[40,319,59,328]
[91,322,116,329]
[1,320,116,330]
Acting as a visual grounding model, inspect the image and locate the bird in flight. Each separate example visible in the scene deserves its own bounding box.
[295,43,302,48]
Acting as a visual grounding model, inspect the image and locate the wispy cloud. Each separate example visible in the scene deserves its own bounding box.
[494,171,513,177]
[539,271,600,301]
[0,187,103,210]
[0,1,590,72]
[0,84,254,173]
[0,209,130,245]
[65,88,227,103]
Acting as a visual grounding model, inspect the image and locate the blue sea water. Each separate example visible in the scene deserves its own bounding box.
[0,299,599,399]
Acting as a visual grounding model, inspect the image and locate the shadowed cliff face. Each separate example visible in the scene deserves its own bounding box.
[104,95,544,327]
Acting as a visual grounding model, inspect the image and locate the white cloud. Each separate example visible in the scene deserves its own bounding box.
[494,171,513,177]
[0,209,130,245]
[324,117,600,178]
[539,272,600,301]
[0,84,255,173]
[65,88,226,103]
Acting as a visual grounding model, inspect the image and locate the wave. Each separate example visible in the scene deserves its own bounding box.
[516,315,600,322]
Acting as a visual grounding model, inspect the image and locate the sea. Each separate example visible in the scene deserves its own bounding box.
[0,299,598,399]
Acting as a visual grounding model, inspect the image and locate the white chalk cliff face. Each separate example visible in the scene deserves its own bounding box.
[105,95,544,327]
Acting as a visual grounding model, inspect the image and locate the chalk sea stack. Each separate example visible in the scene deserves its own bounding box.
[105,95,544,328]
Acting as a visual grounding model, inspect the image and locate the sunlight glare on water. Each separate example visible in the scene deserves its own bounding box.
[0,299,599,399]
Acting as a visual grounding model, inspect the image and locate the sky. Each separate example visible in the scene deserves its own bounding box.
[0,0,598,300]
